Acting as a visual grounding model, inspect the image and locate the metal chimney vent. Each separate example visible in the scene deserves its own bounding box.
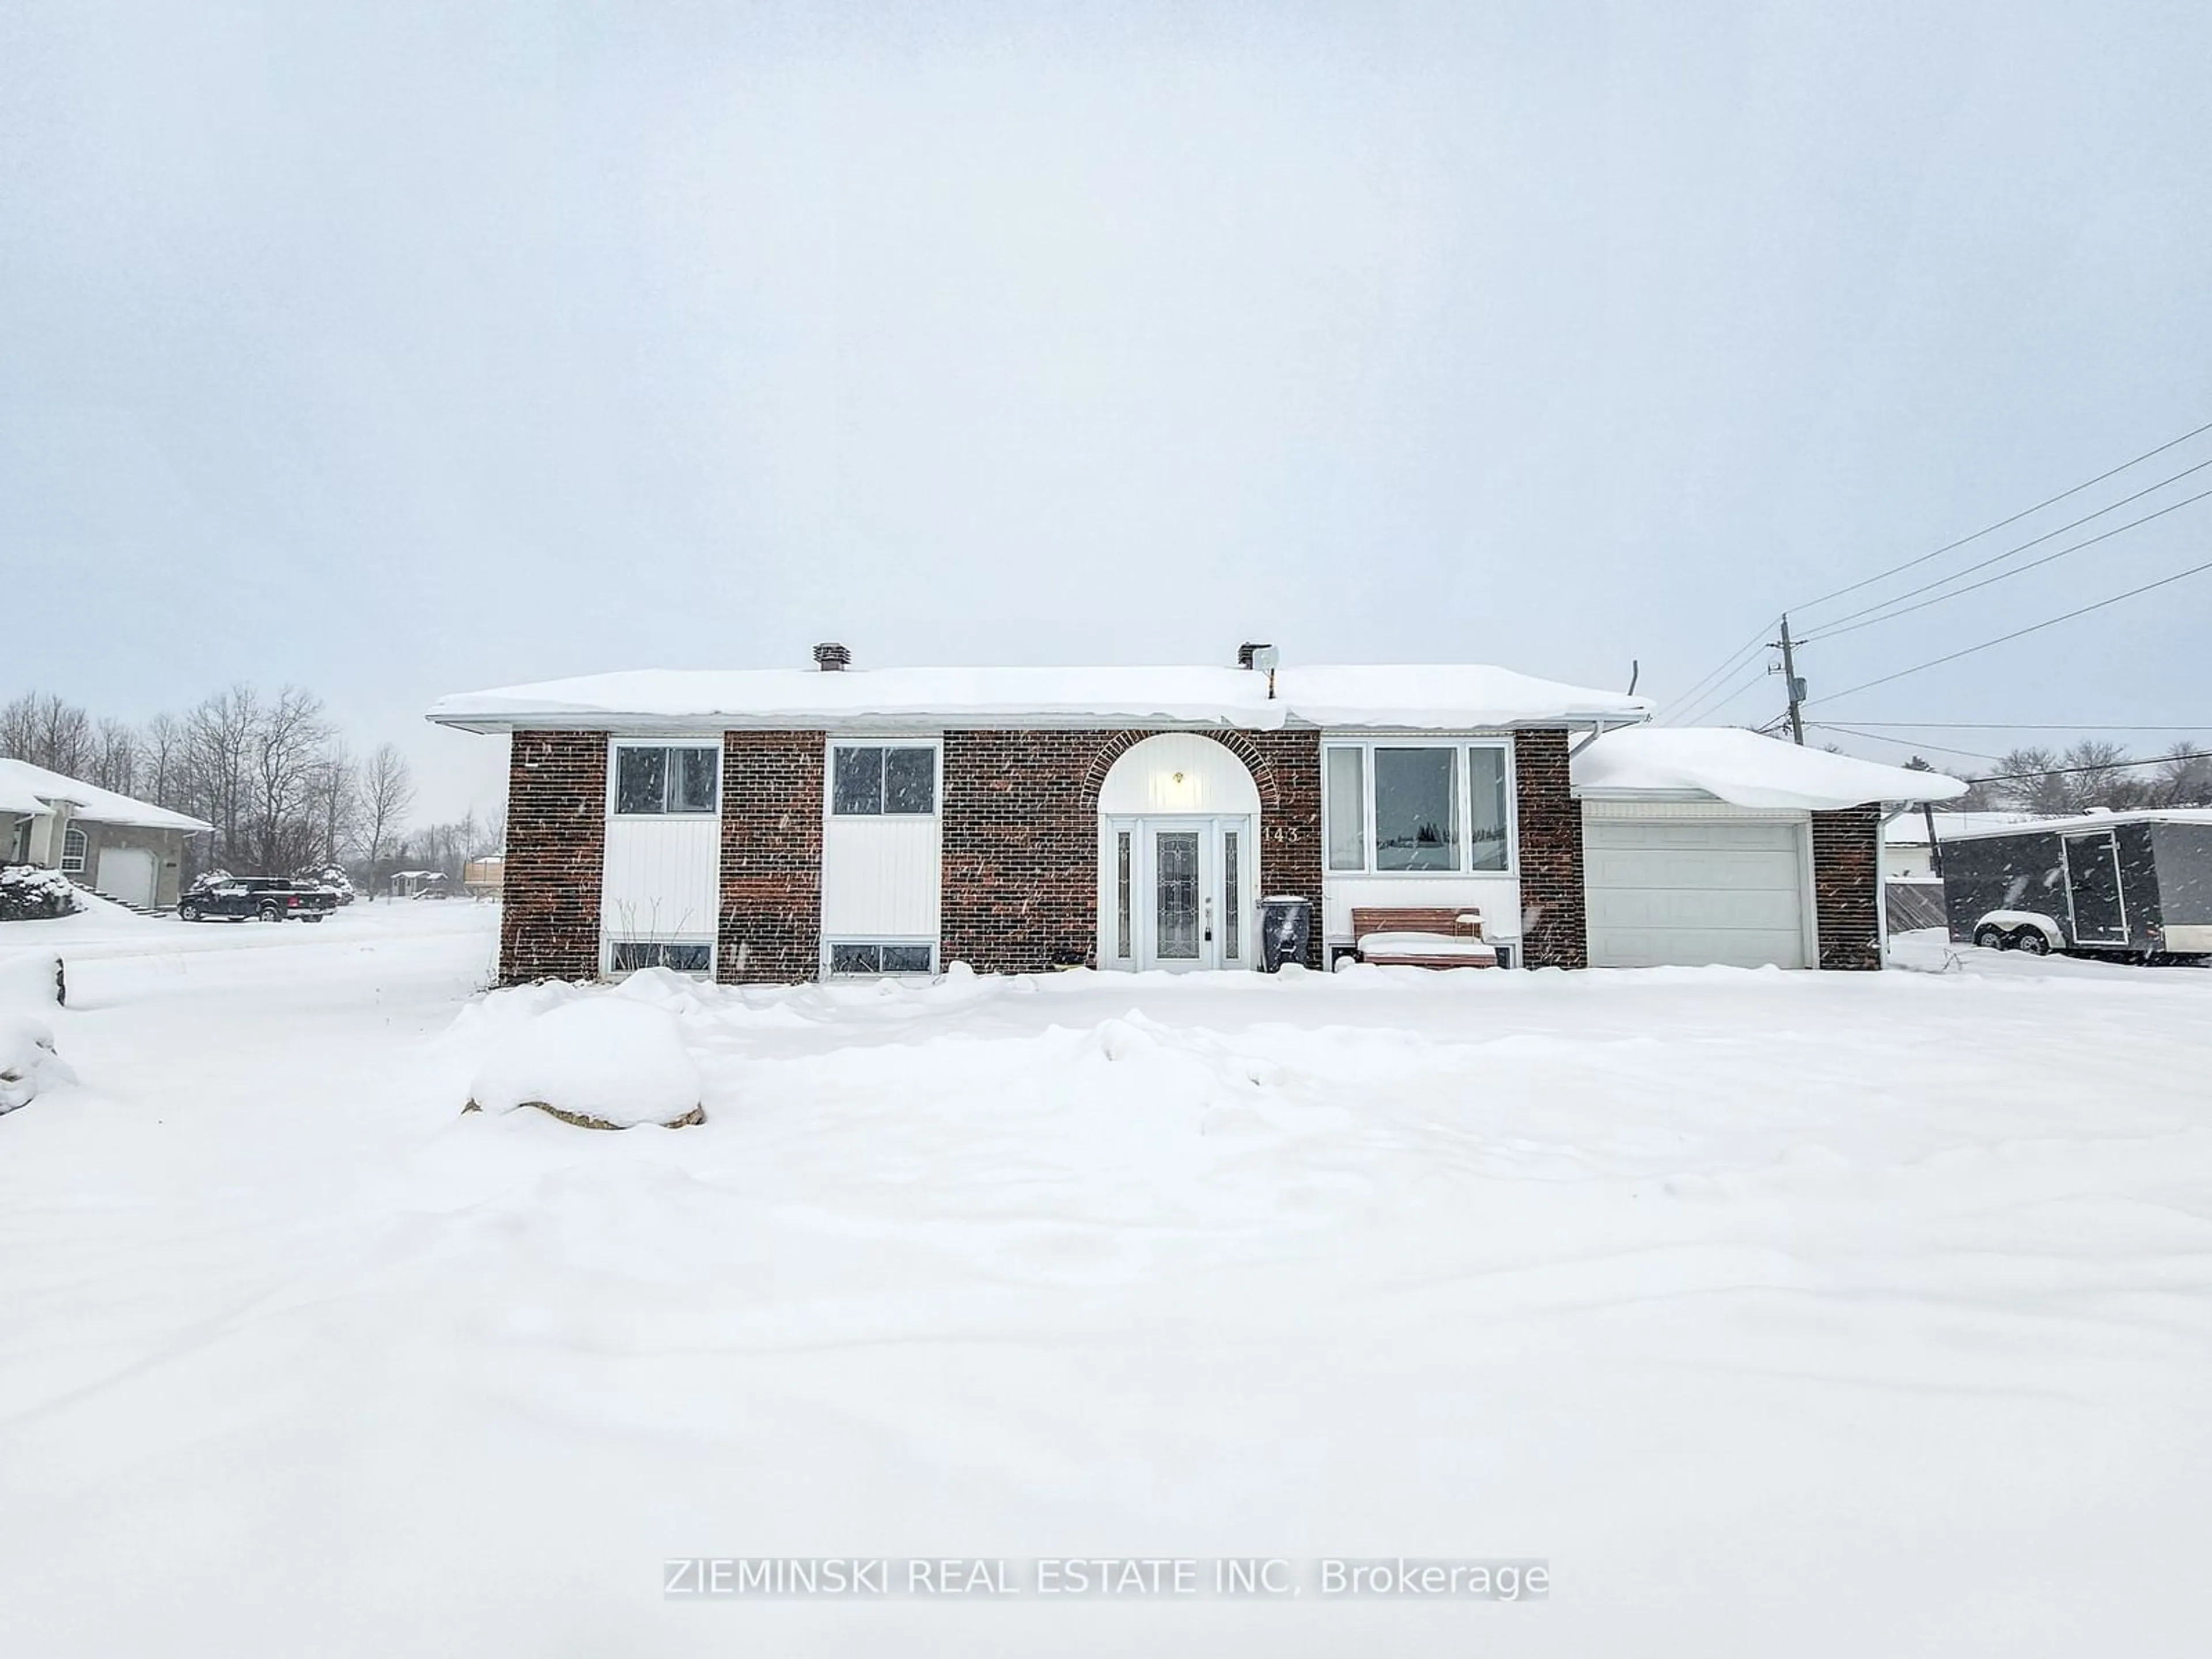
[813,642,852,672]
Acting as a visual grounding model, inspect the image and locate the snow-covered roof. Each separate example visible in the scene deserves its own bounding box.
[0,759,213,833]
[1572,728,1967,809]
[0,775,48,817]
[426,663,1652,734]
[1883,810,2045,846]
[1940,807,2212,842]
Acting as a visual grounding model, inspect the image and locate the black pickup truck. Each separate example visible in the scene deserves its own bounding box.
[178,877,339,924]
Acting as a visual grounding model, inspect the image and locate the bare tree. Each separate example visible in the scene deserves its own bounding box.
[1993,747,2067,815]
[2056,740,2131,812]
[141,713,186,809]
[0,694,35,762]
[90,717,139,794]
[0,692,95,774]
[2157,743,2212,807]
[359,743,416,897]
[187,685,260,866]
[305,741,358,870]
[247,685,332,873]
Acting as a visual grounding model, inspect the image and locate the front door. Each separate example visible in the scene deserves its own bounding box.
[2063,831,2128,944]
[1108,816,1252,971]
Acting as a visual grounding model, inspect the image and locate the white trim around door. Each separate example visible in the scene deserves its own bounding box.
[1101,813,1256,972]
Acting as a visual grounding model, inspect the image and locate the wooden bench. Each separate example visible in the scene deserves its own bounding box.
[1351,907,1497,969]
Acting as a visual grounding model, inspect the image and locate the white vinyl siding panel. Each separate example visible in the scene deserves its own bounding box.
[601,817,721,945]
[821,816,942,937]
[1584,815,1810,969]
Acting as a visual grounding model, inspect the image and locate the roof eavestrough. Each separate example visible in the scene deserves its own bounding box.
[426,662,1654,735]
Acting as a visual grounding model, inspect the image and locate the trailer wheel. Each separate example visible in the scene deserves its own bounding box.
[1973,925,2009,950]
[2012,929,2051,957]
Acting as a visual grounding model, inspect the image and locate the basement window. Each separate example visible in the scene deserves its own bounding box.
[608,939,712,975]
[827,941,937,976]
[613,744,719,816]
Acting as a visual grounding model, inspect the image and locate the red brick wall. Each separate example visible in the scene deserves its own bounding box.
[499,730,607,983]
[1514,728,1586,968]
[717,731,825,983]
[941,727,1323,973]
[1812,804,1883,971]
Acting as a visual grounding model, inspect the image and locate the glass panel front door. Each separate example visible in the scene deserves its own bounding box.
[1153,830,1202,960]
[2065,831,2127,942]
[1107,816,1253,971]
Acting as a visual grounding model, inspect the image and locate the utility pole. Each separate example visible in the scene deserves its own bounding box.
[1773,613,1807,745]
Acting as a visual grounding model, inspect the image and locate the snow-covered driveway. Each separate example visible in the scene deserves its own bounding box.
[3,907,2209,1656]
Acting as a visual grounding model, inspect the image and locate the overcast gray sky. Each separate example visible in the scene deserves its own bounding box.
[5,1,2209,817]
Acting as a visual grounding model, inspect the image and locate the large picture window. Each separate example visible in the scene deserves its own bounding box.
[1374,748,1457,870]
[831,745,936,816]
[1324,741,1512,874]
[613,744,719,816]
[60,827,88,873]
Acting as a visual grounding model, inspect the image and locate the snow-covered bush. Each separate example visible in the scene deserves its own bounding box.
[0,1012,74,1113]
[464,997,703,1129]
[0,866,82,922]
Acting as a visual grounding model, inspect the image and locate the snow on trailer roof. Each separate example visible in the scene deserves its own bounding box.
[1572,726,1966,810]
[426,662,1652,734]
[1883,810,2047,845]
[1938,807,2212,842]
[0,758,214,833]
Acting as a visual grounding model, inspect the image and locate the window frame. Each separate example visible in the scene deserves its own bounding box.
[60,826,88,874]
[608,739,722,819]
[1321,737,1518,877]
[821,937,940,978]
[825,739,942,819]
[605,936,715,977]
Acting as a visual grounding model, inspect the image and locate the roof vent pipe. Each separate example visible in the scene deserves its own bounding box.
[813,642,851,672]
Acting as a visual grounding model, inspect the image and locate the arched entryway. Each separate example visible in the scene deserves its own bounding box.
[1095,733,1262,971]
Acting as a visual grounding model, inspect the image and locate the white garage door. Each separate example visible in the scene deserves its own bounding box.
[96,846,158,910]
[1585,816,1810,968]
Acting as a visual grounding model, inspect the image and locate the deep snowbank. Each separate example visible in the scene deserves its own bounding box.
[465,993,704,1128]
[5,904,2212,1656]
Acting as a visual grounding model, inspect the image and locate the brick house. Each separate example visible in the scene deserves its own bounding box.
[427,646,1960,985]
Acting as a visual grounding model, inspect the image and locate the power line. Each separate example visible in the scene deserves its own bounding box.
[1817,726,2199,782]
[1669,657,1770,726]
[1965,752,2203,785]
[1688,671,1774,724]
[1807,553,2212,707]
[1790,416,2212,615]
[1805,724,2009,763]
[1805,721,2212,732]
[1797,463,2212,641]
[1656,620,1775,719]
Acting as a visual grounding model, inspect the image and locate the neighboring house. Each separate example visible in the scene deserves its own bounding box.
[1881,810,2045,880]
[426,645,1963,984]
[0,757,213,910]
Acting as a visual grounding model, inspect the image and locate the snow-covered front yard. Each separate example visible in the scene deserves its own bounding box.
[3,904,2210,1656]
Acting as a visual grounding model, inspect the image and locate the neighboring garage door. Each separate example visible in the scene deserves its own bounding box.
[1584,813,1810,968]
[96,846,158,910]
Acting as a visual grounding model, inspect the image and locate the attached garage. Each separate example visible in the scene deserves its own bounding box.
[1583,806,1812,968]
[1570,726,1971,972]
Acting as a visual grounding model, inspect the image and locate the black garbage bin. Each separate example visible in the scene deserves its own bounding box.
[1258,895,1312,973]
